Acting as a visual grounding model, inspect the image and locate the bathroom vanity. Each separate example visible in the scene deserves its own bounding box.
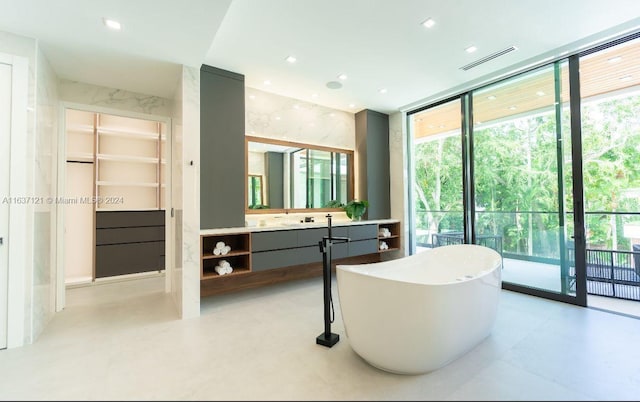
[200,219,401,297]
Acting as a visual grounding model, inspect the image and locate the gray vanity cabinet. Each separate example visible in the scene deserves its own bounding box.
[251,228,322,272]
[251,230,297,252]
[200,65,246,230]
[346,224,378,257]
[200,220,400,297]
[251,224,376,272]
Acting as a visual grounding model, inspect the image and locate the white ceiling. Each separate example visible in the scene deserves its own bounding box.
[1,0,640,114]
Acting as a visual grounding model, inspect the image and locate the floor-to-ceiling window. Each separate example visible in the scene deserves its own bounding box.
[408,98,463,254]
[578,35,640,302]
[408,31,640,306]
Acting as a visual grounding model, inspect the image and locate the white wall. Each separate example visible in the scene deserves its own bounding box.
[245,87,355,150]
[58,79,172,117]
[32,44,59,341]
[174,65,200,319]
[389,111,409,257]
[0,30,60,346]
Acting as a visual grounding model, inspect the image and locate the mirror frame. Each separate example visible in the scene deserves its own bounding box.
[245,135,355,214]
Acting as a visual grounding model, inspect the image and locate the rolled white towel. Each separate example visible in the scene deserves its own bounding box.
[379,241,388,250]
[215,241,226,250]
[217,260,233,273]
[220,245,231,255]
[214,265,228,275]
[213,247,222,256]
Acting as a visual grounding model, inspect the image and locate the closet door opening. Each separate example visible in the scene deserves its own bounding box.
[62,108,170,288]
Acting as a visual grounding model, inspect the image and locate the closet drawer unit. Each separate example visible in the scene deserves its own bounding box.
[95,241,164,278]
[96,210,165,228]
[95,226,165,245]
[251,230,297,252]
[348,224,378,241]
[95,210,166,278]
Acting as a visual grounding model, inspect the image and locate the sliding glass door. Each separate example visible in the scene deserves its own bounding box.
[471,61,578,298]
[408,32,640,306]
[408,59,586,304]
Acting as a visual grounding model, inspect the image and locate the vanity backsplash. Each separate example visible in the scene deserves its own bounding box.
[245,211,351,228]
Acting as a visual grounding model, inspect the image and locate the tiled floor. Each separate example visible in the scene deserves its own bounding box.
[1,275,639,401]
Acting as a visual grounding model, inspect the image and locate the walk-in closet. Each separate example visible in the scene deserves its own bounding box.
[64,108,167,285]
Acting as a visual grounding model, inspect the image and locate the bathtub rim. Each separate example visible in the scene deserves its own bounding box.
[336,244,502,287]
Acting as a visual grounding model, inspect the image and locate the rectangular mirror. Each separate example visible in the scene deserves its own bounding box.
[246,136,354,212]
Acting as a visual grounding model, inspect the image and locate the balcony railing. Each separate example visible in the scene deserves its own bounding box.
[566,245,640,300]
[419,210,640,301]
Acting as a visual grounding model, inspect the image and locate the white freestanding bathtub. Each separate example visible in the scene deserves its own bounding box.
[336,244,502,375]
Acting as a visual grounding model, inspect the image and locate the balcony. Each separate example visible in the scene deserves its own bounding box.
[418,210,640,303]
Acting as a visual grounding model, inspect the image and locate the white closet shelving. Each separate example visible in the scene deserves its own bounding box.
[95,113,165,211]
[64,109,167,285]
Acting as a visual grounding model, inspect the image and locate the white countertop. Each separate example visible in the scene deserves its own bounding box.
[200,218,400,235]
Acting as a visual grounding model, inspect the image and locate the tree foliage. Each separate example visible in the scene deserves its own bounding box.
[414,93,640,256]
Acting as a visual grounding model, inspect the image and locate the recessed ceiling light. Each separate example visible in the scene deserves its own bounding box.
[421,18,435,28]
[465,46,477,53]
[285,55,297,63]
[508,106,517,110]
[338,73,348,80]
[378,88,388,94]
[275,116,281,120]
[487,95,496,100]
[536,91,545,96]
[263,80,271,86]
[348,103,356,108]
[608,56,622,63]
[249,95,256,100]
[103,18,121,31]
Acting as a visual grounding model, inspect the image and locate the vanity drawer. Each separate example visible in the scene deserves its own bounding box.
[348,224,378,241]
[296,228,326,247]
[296,245,323,265]
[252,246,323,271]
[251,230,298,252]
[297,226,348,247]
[332,242,349,259]
[348,239,378,257]
[251,248,295,271]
